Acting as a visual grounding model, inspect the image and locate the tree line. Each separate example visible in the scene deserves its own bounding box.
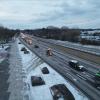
[24,28,100,45]
[0,26,99,45]
[0,26,19,42]
[24,28,81,42]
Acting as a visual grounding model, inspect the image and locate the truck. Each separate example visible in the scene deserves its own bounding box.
[46,48,53,56]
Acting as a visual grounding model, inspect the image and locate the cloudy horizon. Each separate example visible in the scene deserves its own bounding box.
[0,0,100,29]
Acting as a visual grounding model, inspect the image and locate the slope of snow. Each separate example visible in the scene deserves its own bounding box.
[17,39,89,100]
[0,45,9,63]
[0,45,9,51]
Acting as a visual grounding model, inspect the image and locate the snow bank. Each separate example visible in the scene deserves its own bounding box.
[0,45,9,63]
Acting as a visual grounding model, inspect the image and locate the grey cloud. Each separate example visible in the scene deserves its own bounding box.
[0,0,100,29]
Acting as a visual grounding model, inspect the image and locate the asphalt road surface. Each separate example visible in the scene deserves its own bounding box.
[33,36,100,56]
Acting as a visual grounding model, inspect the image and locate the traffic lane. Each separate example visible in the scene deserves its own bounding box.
[34,36,100,64]
[35,36,100,56]
[53,50,97,75]
[50,53,97,88]
[53,50,98,75]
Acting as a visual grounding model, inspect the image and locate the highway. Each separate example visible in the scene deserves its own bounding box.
[33,36,100,56]
[32,36,100,65]
[19,36,100,100]
[47,39,100,55]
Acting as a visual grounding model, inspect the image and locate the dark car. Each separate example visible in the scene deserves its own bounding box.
[21,47,26,51]
[24,50,29,54]
[69,60,84,71]
[41,67,49,74]
[34,45,39,48]
[31,76,45,86]
[50,84,75,100]
[21,47,29,54]
[18,42,21,44]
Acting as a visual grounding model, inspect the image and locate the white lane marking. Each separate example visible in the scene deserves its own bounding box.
[73,79,77,81]
[82,72,91,78]
[82,72,94,78]
[76,74,87,81]
[85,74,91,78]
[66,73,77,81]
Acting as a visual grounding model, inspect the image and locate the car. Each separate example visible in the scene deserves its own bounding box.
[34,45,39,48]
[41,67,49,74]
[50,84,75,100]
[31,76,45,86]
[21,47,29,54]
[94,71,100,87]
[18,42,21,44]
[21,47,26,51]
[24,50,29,54]
[68,60,84,71]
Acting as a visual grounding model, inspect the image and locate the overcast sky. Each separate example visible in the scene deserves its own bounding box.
[0,0,100,29]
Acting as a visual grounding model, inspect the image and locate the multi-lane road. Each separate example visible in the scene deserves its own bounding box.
[20,36,100,100]
[34,36,100,56]
[32,36,100,65]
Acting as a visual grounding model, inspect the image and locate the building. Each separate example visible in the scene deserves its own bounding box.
[80,30,100,42]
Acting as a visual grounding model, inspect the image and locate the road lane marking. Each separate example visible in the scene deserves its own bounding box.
[66,72,77,81]
[76,74,87,81]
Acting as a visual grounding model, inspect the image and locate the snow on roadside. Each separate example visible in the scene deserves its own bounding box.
[0,45,9,51]
[0,45,9,63]
[56,40,100,49]
[17,39,89,100]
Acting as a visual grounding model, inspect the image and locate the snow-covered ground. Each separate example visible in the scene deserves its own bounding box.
[0,45,9,51]
[0,45,9,63]
[17,39,89,100]
[57,40,100,49]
